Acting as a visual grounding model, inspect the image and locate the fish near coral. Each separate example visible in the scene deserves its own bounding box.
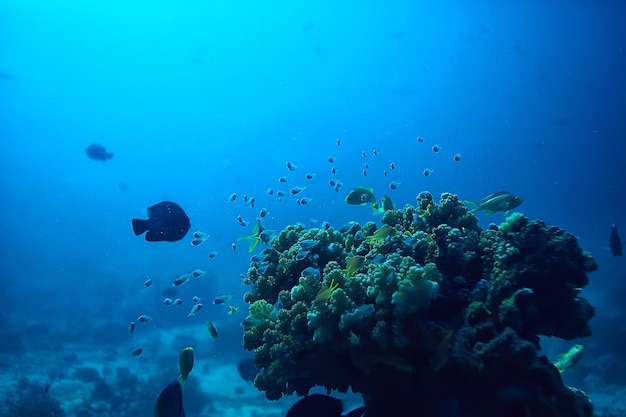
[345,186,377,207]
[552,344,584,374]
[178,347,194,385]
[314,278,339,303]
[286,394,366,417]
[610,224,622,256]
[464,190,523,215]
[341,256,366,277]
[364,226,394,245]
[238,220,272,253]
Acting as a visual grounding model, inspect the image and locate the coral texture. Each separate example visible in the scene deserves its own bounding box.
[242,192,597,416]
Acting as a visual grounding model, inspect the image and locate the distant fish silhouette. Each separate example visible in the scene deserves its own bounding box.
[610,224,622,256]
[132,201,190,242]
[86,144,113,161]
[0,71,15,81]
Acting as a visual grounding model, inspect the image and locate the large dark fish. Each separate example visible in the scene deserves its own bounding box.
[286,394,365,417]
[154,380,186,417]
[86,144,113,161]
[132,201,190,242]
[610,224,622,256]
[236,358,259,382]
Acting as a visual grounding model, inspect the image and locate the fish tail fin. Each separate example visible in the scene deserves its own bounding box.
[248,238,260,253]
[463,200,479,213]
[371,204,384,215]
[132,219,150,235]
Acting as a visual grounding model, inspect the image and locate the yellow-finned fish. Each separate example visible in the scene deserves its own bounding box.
[178,347,195,385]
[364,226,394,245]
[314,278,339,303]
[552,344,584,373]
[464,190,523,215]
[341,255,366,277]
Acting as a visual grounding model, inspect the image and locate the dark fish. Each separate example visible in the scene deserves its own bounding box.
[132,201,190,242]
[286,394,365,417]
[154,380,186,417]
[86,144,113,161]
[610,224,622,256]
[236,358,259,382]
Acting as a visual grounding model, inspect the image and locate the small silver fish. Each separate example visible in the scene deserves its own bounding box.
[173,298,183,306]
[389,181,401,190]
[187,304,202,317]
[286,161,298,171]
[193,231,209,239]
[192,296,201,303]
[173,274,191,286]
[290,186,306,195]
[208,251,218,259]
[191,269,206,278]
[164,297,173,306]
[241,315,265,330]
[227,193,236,203]
[137,315,153,323]
[250,254,267,263]
[295,250,310,261]
[305,172,316,180]
[144,278,152,287]
[299,239,320,249]
[129,321,135,334]
[213,293,235,305]
[279,176,288,183]
[297,197,312,205]
[127,348,143,359]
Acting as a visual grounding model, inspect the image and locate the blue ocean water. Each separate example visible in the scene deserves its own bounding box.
[1,0,625,416]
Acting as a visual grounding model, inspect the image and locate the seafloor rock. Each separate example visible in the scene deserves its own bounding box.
[241,192,597,417]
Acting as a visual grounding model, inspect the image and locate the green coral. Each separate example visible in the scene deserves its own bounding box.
[249,300,273,320]
[241,192,597,417]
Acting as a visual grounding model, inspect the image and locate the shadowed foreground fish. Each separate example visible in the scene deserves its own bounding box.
[286,394,366,417]
[236,358,259,382]
[610,224,622,256]
[132,201,190,242]
[154,380,185,417]
[86,144,113,161]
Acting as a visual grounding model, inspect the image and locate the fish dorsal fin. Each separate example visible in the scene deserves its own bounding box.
[482,190,510,201]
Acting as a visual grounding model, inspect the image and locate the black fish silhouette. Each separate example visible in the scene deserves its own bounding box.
[132,201,190,242]
[286,394,366,417]
[154,380,186,417]
[610,224,622,256]
[86,144,113,161]
[236,358,259,382]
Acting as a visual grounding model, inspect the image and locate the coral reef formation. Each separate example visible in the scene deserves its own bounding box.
[242,192,597,417]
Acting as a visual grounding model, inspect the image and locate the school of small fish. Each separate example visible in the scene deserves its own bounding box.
[124,135,473,412]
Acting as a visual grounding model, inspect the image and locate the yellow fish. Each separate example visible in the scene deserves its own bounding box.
[314,278,339,303]
[178,347,195,385]
[553,344,584,373]
[237,221,273,253]
[341,256,366,277]
[364,226,394,245]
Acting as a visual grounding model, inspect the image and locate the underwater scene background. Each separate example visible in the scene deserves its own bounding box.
[1,0,625,416]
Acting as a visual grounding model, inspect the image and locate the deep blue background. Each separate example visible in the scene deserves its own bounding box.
[1,0,625,414]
